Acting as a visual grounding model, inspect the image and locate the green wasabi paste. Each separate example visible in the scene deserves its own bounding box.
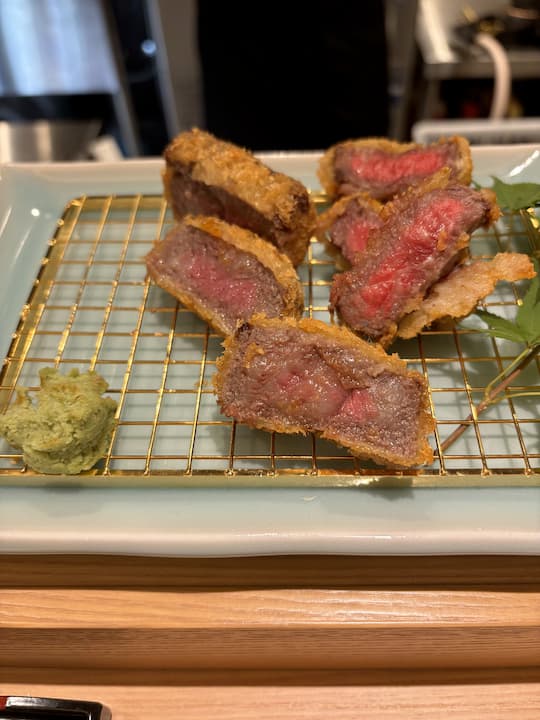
[0,367,117,474]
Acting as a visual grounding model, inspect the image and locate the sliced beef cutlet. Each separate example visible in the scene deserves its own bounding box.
[329,170,500,347]
[316,192,385,267]
[145,216,304,336]
[163,128,316,266]
[319,136,472,202]
[214,315,434,468]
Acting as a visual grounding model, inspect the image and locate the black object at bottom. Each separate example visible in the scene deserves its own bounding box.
[0,697,110,720]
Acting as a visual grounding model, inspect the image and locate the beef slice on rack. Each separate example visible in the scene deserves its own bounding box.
[329,169,501,348]
[145,215,304,336]
[163,128,317,267]
[315,192,385,267]
[214,315,434,468]
[318,135,472,202]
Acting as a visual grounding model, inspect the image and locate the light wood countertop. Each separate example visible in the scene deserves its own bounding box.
[1,553,540,718]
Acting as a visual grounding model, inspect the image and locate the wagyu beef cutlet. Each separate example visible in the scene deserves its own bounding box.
[319,136,472,201]
[316,192,384,266]
[330,170,500,347]
[214,315,434,468]
[163,128,316,266]
[145,216,304,335]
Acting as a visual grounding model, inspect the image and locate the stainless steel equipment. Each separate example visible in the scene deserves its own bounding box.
[0,0,140,156]
[0,120,101,162]
[416,0,540,118]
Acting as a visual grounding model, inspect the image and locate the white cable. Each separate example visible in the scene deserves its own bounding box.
[474,32,512,120]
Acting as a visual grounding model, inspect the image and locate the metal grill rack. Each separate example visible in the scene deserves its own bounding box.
[0,193,538,487]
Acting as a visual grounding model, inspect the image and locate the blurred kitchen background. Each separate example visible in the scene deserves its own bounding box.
[0,0,539,161]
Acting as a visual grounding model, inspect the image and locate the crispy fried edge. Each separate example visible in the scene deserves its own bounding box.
[145,217,304,336]
[214,314,434,467]
[397,252,536,338]
[317,135,473,200]
[163,128,317,266]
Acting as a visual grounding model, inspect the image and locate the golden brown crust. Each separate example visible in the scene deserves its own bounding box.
[214,314,434,467]
[318,135,473,200]
[163,128,316,266]
[398,253,536,339]
[145,216,304,336]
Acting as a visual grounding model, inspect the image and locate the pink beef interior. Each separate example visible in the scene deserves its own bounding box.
[219,323,425,461]
[329,201,384,263]
[146,224,285,333]
[334,142,459,199]
[331,184,492,339]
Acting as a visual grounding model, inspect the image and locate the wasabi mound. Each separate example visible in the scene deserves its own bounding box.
[0,367,117,475]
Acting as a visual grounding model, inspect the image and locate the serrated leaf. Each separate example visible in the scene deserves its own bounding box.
[474,309,528,343]
[516,259,540,344]
[490,176,540,211]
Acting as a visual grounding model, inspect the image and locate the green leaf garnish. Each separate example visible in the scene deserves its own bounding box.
[474,309,529,343]
[490,176,540,211]
[515,261,540,343]
[445,261,540,451]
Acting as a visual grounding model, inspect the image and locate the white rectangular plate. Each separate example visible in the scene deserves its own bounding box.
[0,147,539,556]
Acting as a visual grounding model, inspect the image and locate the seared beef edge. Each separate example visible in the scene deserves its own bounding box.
[168,162,310,261]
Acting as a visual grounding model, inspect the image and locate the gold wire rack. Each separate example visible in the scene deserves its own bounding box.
[0,192,538,487]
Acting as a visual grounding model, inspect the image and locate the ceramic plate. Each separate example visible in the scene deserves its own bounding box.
[0,146,539,555]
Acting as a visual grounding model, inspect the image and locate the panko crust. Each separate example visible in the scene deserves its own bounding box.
[163,128,316,266]
[398,252,536,338]
[318,135,473,200]
[214,314,434,467]
[145,216,304,336]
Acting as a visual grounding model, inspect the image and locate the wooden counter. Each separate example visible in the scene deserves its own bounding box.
[1,553,540,718]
